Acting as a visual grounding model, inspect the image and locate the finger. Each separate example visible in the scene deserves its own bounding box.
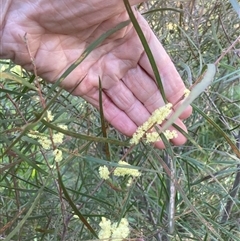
[123,65,165,112]
[174,100,193,120]
[154,119,188,149]
[82,89,138,136]
[137,14,188,104]
[103,80,152,127]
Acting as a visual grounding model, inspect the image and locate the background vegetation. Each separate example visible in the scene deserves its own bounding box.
[0,0,240,240]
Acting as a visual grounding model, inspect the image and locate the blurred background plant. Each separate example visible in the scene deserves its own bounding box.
[0,0,239,240]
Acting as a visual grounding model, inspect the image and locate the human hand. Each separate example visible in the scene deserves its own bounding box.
[1,0,192,148]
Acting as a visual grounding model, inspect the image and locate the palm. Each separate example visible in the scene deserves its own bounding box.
[3,0,191,148]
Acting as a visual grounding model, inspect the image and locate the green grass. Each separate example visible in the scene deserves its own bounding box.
[1,0,240,240]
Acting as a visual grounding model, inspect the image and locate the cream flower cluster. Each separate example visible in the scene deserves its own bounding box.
[28,126,66,150]
[114,161,141,177]
[145,129,178,143]
[130,103,177,145]
[28,111,67,162]
[98,217,130,241]
[98,166,110,180]
[184,88,190,98]
[53,149,63,162]
[45,110,54,121]
[98,217,112,240]
[99,161,141,180]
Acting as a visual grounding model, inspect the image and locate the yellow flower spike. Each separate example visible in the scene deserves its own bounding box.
[145,132,160,143]
[145,129,178,143]
[111,218,130,241]
[126,177,133,187]
[155,103,172,125]
[98,217,130,241]
[98,217,112,240]
[45,110,54,122]
[57,124,68,130]
[130,103,173,145]
[28,123,67,150]
[163,129,178,140]
[28,130,40,139]
[52,133,64,144]
[99,165,110,180]
[114,161,141,177]
[53,149,63,162]
[184,88,190,98]
[38,136,51,150]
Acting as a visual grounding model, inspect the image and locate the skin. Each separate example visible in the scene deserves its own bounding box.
[0,0,192,148]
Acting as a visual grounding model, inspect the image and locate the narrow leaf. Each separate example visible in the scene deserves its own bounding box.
[229,0,240,18]
[4,183,46,241]
[192,104,240,159]
[123,0,167,102]
[98,77,111,161]
[0,72,37,91]
[162,64,216,132]
[41,119,127,146]
[57,171,98,238]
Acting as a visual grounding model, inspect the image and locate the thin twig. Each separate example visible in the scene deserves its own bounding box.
[221,130,240,223]
[214,35,240,66]
[168,155,176,235]
[0,83,27,123]
[23,33,46,108]
[135,182,165,241]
